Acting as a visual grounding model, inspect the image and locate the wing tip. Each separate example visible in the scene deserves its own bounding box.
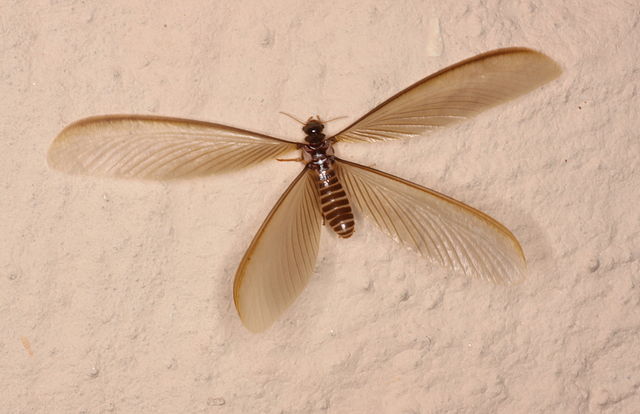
[233,280,280,334]
[509,47,563,84]
[241,316,273,333]
[47,132,75,173]
[47,117,105,174]
[235,306,273,333]
[497,260,528,286]
[475,47,562,86]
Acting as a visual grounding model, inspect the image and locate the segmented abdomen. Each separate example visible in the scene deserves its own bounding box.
[316,166,355,238]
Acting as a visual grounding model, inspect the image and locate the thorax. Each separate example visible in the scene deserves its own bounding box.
[302,136,335,172]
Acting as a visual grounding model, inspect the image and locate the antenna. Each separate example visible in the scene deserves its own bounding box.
[279,111,305,125]
[321,115,348,124]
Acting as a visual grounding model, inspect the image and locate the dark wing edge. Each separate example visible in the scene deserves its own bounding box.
[48,115,299,180]
[335,158,526,284]
[333,47,561,143]
[233,167,322,332]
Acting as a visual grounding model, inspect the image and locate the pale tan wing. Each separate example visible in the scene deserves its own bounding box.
[233,167,322,332]
[335,159,526,283]
[48,115,298,179]
[334,48,561,143]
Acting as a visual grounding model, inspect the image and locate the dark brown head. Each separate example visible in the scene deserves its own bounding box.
[303,118,325,145]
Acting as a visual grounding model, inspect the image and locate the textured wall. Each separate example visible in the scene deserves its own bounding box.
[1,0,638,412]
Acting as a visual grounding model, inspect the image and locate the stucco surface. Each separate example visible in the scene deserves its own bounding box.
[1,0,638,412]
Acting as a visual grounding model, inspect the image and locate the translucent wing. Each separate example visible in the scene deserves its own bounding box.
[48,115,299,179]
[233,167,322,332]
[335,158,526,283]
[333,48,561,143]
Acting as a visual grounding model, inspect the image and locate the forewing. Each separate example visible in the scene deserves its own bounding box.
[335,159,526,283]
[334,48,561,143]
[233,168,322,332]
[48,115,298,179]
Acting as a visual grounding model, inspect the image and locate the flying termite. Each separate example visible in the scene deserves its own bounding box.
[48,48,561,332]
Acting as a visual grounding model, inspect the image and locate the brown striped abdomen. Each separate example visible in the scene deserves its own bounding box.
[316,166,355,238]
